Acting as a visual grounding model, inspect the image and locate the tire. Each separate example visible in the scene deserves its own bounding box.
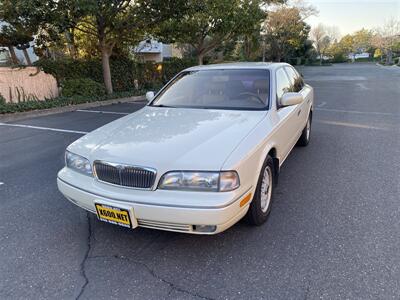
[246,155,275,226]
[297,113,312,147]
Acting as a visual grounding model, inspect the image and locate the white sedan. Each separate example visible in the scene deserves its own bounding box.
[57,62,313,234]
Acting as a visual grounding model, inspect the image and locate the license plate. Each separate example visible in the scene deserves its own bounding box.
[95,203,133,228]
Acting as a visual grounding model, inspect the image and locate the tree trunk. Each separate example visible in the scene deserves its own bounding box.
[198,52,204,65]
[65,30,77,59]
[262,40,266,62]
[7,46,19,64]
[101,47,113,94]
[22,48,32,66]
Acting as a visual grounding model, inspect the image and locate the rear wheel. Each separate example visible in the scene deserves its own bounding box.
[297,113,312,147]
[246,155,275,226]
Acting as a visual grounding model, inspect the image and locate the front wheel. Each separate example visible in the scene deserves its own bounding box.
[246,155,275,226]
[297,113,312,147]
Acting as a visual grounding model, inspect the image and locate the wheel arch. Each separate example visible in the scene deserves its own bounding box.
[267,147,280,186]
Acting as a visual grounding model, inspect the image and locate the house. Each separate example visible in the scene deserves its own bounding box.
[348,52,370,60]
[133,39,182,62]
[0,44,38,65]
[0,21,38,65]
[0,49,8,64]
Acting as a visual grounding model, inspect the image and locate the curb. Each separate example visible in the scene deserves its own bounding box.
[0,95,146,123]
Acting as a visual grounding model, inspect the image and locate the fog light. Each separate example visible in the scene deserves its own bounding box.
[193,225,217,233]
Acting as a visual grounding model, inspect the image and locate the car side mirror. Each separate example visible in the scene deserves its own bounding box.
[280,92,303,107]
[146,91,155,102]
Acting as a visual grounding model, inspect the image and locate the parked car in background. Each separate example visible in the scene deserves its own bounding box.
[57,62,314,234]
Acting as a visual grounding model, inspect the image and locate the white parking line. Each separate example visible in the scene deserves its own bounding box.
[0,182,4,185]
[0,123,88,134]
[317,101,327,107]
[76,109,130,115]
[317,120,390,131]
[315,108,398,116]
[356,83,369,90]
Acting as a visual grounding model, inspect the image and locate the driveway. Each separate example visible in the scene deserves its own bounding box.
[0,63,399,299]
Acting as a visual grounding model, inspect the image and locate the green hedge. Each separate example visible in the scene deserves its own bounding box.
[62,78,106,97]
[34,57,196,92]
[1,57,196,114]
[0,90,144,114]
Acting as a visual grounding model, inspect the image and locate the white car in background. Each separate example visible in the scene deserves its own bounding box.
[57,62,314,234]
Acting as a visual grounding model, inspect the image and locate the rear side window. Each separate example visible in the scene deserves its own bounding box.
[284,66,304,92]
[276,68,292,100]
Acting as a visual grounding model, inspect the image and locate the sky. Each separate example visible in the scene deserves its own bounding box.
[306,0,400,36]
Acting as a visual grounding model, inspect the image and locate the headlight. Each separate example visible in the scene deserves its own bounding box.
[65,151,93,176]
[158,171,239,192]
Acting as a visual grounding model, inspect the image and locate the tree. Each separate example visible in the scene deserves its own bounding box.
[54,1,141,94]
[0,26,20,64]
[0,0,38,65]
[27,0,184,93]
[290,0,319,20]
[310,24,332,65]
[238,28,263,61]
[157,0,266,65]
[262,6,310,62]
[372,18,400,65]
[13,27,34,65]
[352,29,373,52]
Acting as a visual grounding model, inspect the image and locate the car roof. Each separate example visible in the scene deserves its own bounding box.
[184,62,289,72]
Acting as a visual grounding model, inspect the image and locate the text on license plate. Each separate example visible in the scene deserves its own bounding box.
[95,203,132,228]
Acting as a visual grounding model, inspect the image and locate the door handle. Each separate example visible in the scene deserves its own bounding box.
[297,109,301,116]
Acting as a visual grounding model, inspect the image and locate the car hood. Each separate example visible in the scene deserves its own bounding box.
[68,106,266,171]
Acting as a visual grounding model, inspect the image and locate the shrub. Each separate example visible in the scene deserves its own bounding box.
[62,78,106,97]
[34,57,196,93]
[0,93,5,105]
[354,57,373,62]
[331,53,347,63]
[0,90,144,114]
[162,57,196,81]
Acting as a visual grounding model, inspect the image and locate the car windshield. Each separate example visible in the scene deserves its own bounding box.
[151,69,270,110]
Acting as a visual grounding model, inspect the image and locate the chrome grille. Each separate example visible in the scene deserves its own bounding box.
[137,219,192,232]
[94,161,156,189]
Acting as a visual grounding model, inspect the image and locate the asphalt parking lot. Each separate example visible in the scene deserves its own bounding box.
[1,63,399,300]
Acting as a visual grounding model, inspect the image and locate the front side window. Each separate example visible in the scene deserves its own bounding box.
[276,68,292,101]
[284,66,304,92]
[151,69,270,110]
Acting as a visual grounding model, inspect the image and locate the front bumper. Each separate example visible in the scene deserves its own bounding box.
[57,168,252,234]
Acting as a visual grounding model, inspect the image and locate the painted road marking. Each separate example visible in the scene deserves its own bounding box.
[0,123,88,134]
[306,76,366,81]
[356,83,369,90]
[315,108,398,117]
[0,182,4,185]
[76,109,130,115]
[317,120,390,131]
[317,101,327,107]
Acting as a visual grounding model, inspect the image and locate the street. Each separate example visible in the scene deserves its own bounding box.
[0,63,399,299]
